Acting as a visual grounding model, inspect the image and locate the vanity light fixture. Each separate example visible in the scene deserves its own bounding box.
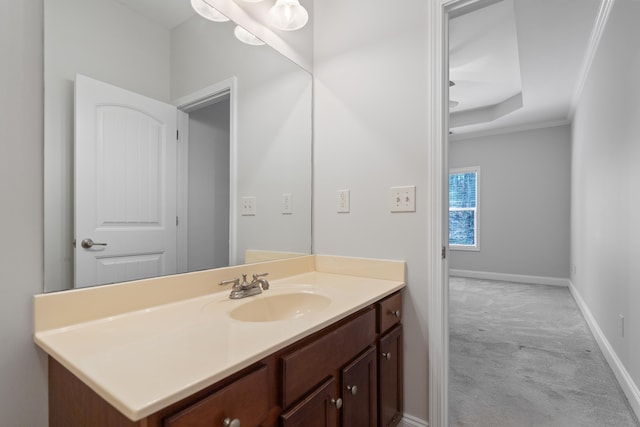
[268,0,309,31]
[191,0,230,22]
[234,25,265,46]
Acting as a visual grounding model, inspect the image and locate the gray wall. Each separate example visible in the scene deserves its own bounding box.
[171,16,313,264]
[449,125,571,280]
[571,0,640,399]
[188,101,231,271]
[313,0,430,422]
[0,0,48,425]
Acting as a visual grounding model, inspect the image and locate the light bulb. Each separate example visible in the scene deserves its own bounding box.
[268,0,308,31]
[234,26,265,46]
[191,0,229,22]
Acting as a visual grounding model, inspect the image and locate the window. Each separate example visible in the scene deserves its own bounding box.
[449,167,479,250]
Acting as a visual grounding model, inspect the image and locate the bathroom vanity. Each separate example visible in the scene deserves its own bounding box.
[34,255,405,427]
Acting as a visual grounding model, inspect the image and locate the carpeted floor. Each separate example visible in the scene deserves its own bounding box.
[449,277,639,427]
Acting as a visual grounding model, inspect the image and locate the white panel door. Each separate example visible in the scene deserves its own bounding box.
[75,74,177,288]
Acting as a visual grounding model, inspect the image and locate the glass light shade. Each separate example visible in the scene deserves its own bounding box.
[239,0,264,2]
[268,0,309,31]
[191,0,229,22]
[234,25,265,46]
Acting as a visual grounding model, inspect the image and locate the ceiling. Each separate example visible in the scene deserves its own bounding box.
[449,0,602,137]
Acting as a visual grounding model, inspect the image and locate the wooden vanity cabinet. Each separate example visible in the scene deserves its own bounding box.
[280,377,339,427]
[341,346,378,426]
[378,325,403,427]
[48,291,404,427]
[376,292,404,427]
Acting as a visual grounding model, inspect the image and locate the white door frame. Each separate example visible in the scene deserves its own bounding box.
[427,2,448,426]
[173,77,239,271]
[428,2,503,426]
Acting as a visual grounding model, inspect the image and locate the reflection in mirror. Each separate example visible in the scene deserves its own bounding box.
[44,0,312,292]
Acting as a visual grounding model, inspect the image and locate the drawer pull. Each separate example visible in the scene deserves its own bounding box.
[390,309,401,319]
[223,417,240,427]
[347,385,358,395]
[382,351,392,360]
[331,397,343,409]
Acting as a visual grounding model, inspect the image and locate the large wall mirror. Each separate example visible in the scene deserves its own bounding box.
[44,0,312,292]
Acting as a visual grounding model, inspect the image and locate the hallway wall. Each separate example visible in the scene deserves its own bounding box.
[188,101,231,271]
[449,125,571,282]
[571,0,640,416]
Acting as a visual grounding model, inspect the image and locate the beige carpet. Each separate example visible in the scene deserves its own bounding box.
[449,277,639,427]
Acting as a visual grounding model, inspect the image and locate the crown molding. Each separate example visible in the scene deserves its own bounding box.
[568,0,616,119]
[449,118,570,142]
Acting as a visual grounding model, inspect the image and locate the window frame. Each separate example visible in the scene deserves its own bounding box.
[449,166,480,251]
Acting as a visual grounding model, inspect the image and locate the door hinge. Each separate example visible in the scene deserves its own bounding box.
[176,216,179,226]
[442,246,447,259]
[176,130,179,140]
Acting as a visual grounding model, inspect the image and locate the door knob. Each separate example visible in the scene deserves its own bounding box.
[331,397,343,409]
[80,238,108,249]
[347,385,358,395]
[223,418,240,427]
[382,352,392,360]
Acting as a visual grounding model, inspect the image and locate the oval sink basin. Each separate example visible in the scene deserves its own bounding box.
[229,293,331,322]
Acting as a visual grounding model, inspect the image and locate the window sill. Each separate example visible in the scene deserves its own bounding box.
[450,245,480,252]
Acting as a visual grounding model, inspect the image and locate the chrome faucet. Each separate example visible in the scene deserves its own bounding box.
[219,273,269,299]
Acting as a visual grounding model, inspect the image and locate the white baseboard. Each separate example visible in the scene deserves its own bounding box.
[568,281,640,420]
[400,414,428,427]
[449,269,570,287]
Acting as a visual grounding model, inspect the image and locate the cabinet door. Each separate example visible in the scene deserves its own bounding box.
[342,346,377,427]
[281,377,339,427]
[378,325,403,427]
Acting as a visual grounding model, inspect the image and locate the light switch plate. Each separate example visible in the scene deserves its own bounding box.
[390,185,416,212]
[242,196,256,216]
[282,193,293,214]
[337,189,350,213]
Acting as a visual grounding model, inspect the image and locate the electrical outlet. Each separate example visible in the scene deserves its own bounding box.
[337,189,350,213]
[282,193,293,215]
[241,196,256,216]
[390,185,416,212]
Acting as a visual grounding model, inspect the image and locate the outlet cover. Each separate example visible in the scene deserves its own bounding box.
[391,185,416,212]
[241,196,256,216]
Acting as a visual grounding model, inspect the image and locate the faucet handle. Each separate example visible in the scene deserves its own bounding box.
[219,277,240,288]
[240,274,252,289]
[252,272,269,280]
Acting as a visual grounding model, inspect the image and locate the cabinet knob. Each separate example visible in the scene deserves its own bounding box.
[331,397,343,409]
[390,309,401,319]
[382,351,392,360]
[347,385,358,395]
[223,418,240,427]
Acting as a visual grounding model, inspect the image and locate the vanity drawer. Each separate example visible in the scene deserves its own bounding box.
[164,365,268,427]
[281,308,375,408]
[377,292,402,334]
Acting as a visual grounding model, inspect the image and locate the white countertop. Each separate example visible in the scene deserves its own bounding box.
[35,268,404,421]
